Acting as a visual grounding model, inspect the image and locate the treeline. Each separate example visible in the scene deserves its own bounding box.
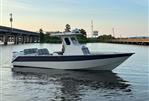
[89,35,115,43]
[39,24,115,43]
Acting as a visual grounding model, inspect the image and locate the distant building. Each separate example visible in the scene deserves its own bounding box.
[91,20,99,38]
[92,31,98,37]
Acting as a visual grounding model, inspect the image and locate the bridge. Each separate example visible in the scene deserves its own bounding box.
[0,26,40,45]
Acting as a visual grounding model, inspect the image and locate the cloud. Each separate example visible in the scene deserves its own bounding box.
[127,0,148,7]
[3,0,79,15]
[3,0,35,12]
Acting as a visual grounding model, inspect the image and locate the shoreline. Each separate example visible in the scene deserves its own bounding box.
[0,41,149,46]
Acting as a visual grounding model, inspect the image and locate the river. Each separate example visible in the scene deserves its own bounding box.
[0,43,148,101]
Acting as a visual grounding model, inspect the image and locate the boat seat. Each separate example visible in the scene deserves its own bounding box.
[53,51,63,55]
[37,48,50,55]
[24,48,38,55]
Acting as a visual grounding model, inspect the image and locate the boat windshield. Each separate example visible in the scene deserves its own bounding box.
[64,38,71,45]
[71,37,78,45]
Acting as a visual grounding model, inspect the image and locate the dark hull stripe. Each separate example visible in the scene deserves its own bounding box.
[13,65,53,69]
[13,53,134,62]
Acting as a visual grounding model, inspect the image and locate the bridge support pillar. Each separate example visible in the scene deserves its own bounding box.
[0,35,3,42]
[14,35,16,44]
[14,35,19,44]
[21,36,25,44]
[29,36,33,43]
[27,36,29,43]
[25,36,27,43]
[28,36,31,43]
[32,36,35,43]
[17,36,19,44]
[24,36,27,43]
[4,35,8,45]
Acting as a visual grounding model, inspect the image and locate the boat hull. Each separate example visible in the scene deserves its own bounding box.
[12,53,133,70]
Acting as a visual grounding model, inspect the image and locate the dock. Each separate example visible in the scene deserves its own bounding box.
[111,38,149,45]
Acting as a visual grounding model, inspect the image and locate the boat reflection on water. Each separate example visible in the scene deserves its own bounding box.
[12,67,132,101]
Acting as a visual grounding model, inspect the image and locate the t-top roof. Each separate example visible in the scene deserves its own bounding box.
[50,32,81,37]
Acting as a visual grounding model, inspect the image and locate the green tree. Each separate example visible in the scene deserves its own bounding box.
[76,29,87,43]
[44,34,61,43]
[79,29,87,37]
[39,28,44,43]
[65,24,71,32]
[97,35,115,41]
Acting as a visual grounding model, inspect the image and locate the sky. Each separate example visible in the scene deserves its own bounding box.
[0,0,148,37]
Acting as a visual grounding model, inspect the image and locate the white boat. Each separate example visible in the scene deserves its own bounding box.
[12,31,134,70]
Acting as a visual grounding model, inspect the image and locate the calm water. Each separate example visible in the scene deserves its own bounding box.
[0,43,148,101]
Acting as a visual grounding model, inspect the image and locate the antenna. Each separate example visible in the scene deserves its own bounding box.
[9,13,13,34]
[91,20,93,37]
[112,28,115,37]
[10,13,13,28]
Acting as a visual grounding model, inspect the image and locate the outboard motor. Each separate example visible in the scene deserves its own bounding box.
[82,46,90,55]
[12,51,19,61]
